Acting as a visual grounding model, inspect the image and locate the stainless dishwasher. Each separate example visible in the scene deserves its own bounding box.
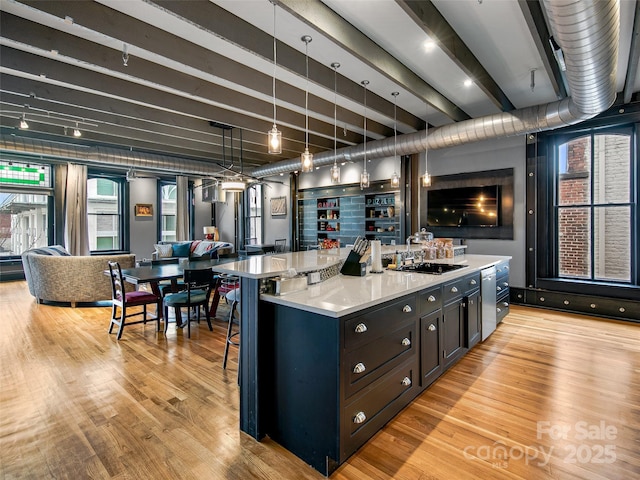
[481,266,497,341]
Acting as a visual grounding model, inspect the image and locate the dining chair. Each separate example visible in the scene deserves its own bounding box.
[274,239,287,253]
[163,268,217,338]
[108,261,162,340]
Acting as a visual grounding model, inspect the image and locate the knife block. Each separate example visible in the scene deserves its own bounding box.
[340,250,367,276]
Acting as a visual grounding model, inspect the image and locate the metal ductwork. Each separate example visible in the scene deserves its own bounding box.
[0,135,224,178]
[251,0,619,179]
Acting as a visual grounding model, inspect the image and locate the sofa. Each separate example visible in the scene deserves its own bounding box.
[152,240,233,262]
[22,245,136,307]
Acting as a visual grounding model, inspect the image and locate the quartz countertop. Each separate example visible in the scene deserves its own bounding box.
[258,253,510,317]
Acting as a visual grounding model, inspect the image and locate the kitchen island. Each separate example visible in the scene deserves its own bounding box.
[214,251,510,475]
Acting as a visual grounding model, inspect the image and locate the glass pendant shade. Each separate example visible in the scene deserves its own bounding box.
[301,148,313,172]
[422,172,432,187]
[268,125,281,154]
[391,171,400,188]
[360,171,370,189]
[330,163,340,183]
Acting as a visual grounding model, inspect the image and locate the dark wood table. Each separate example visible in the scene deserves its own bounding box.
[116,258,237,319]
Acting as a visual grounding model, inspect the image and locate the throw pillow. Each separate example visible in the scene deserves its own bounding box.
[172,242,192,258]
[154,243,173,258]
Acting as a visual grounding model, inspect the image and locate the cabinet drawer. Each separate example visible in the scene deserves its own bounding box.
[345,321,416,398]
[496,278,509,294]
[419,286,442,315]
[496,292,510,323]
[443,273,479,304]
[463,273,480,295]
[342,359,417,460]
[495,261,510,277]
[344,295,417,350]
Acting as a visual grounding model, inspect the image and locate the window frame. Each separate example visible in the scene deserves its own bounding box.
[535,121,639,299]
[87,172,128,254]
[157,179,194,242]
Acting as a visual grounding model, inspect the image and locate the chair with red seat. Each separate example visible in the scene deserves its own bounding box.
[108,261,162,339]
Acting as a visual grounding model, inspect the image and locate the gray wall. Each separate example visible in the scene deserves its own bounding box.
[424,135,526,288]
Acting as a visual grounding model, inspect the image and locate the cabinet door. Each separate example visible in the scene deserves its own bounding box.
[420,309,442,388]
[442,301,464,370]
[465,289,481,349]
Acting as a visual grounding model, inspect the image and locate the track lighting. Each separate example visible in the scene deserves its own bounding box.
[19,114,28,129]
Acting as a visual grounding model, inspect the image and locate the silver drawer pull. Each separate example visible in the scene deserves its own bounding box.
[401,337,411,346]
[401,376,411,386]
[428,323,436,332]
[402,304,412,313]
[502,282,509,287]
[353,411,367,424]
[450,286,458,293]
[353,362,366,374]
[502,301,509,307]
[497,307,502,313]
[496,286,502,291]
[469,279,477,285]
[428,295,437,302]
[354,322,368,333]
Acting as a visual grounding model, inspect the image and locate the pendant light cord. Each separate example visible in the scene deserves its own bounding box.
[272,3,277,125]
[305,39,310,149]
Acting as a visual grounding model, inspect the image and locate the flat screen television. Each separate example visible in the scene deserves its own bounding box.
[426,185,500,227]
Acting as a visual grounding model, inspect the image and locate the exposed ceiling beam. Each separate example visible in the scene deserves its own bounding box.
[397,0,515,112]
[277,0,471,123]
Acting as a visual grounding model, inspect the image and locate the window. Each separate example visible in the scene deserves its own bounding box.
[87,177,124,252]
[0,161,52,257]
[245,185,262,246]
[160,182,177,241]
[555,132,633,283]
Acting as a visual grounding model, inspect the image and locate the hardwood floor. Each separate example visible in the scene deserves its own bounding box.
[1,280,638,479]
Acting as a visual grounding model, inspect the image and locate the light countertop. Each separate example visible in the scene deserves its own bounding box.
[215,251,510,318]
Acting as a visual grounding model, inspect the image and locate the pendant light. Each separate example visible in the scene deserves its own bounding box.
[422,102,432,187]
[390,91,400,188]
[300,35,313,172]
[360,80,370,189]
[267,0,281,154]
[330,62,341,184]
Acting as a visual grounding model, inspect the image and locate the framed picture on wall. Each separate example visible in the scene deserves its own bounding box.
[135,204,153,217]
[270,196,287,216]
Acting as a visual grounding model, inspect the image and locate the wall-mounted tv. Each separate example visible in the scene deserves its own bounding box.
[426,185,500,227]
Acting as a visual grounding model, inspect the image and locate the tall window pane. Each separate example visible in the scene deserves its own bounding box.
[558,135,591,206]
[160,184,177,242]
[0,193,50,256]
[594,206,631,282]
[246,185,262,245]
[88,178,121,251]
[555,131,633,284]
[558,207,591,279]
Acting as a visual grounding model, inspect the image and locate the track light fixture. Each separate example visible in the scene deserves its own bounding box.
[19,113,29,129]
[73,122,81,137]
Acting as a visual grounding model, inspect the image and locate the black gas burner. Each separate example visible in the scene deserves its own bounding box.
[396,262,468,274]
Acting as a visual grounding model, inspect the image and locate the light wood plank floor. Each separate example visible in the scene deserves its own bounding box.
[1,280,638,479]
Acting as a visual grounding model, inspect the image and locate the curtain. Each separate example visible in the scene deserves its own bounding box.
[64,163,90,255]
[175,175,190,241]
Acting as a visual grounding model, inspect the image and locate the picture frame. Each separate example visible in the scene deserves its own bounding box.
[270,196,287,216]
[135,204,153,217]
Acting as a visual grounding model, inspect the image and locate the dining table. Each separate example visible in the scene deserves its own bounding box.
[114,258,238,319]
